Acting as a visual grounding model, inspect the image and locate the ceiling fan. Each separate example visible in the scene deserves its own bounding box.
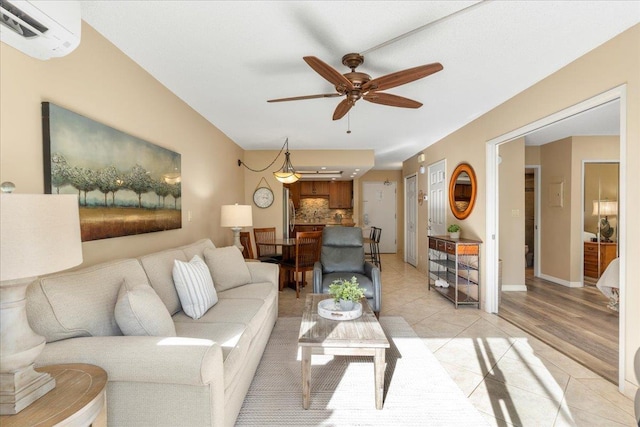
[267,53,443,120]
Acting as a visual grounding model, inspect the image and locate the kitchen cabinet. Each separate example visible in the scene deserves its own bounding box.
[286,182,301,208]
[329,181,353,208]
[428,236,481,308]
[300,181,329,196]
[293,224,325,234]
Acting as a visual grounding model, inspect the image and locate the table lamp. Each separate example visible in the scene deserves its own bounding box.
[592,199,617,242]
[221,204,253,251]
[0,183,83,414]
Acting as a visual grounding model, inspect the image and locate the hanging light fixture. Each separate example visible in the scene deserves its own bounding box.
[238,138,301,184]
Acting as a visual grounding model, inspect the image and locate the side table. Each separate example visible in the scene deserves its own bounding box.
[0,363,107,427]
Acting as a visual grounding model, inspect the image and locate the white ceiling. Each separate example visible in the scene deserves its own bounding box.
[80,1,639,171]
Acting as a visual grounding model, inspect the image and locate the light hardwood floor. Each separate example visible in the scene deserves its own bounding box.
[499,269,619,384]
[278,255,635,426]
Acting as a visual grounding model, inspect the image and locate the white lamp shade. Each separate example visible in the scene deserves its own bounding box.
[1,194,83,282]
[220,204,253,227]
[592,200,618,216]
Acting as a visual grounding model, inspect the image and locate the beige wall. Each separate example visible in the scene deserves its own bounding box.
[525,145,541,165]
[498,138,525,288]
[0,22,245,266]
[403,24,639,393]
[540,138,574,283]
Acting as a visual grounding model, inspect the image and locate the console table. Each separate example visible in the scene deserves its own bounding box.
[0,364,107,427]
[428,236,481,308]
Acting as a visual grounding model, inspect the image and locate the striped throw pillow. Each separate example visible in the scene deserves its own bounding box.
[172,255,218,319]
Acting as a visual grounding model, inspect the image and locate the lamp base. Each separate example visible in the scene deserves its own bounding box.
[0,365,55,415]
[231,226,244,252]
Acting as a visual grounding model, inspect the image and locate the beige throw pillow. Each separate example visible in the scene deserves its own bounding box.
[204,246,252,292]
[172,255,218,319]
[114,281,176,336]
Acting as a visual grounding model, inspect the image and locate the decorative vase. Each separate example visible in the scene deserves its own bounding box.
[450,231,460,239]
[339,299,355,311]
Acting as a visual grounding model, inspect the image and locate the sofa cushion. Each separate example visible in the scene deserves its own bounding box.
[203,246,252,292]
[115,281,177,336]
[173,255,218,319]
[26,258,149,342]
[139,239,216,316]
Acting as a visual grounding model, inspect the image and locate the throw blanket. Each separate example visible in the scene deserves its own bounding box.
[596,257,619,311]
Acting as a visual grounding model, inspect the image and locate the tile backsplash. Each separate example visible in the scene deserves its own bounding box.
[296,198,353,223]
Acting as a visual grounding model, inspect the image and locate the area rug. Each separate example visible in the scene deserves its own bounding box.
[235,316,488,426]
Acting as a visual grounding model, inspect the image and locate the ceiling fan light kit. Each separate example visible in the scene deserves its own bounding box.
[268,52,443,121]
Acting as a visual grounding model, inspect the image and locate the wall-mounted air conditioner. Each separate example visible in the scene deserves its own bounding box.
[0,0,80,60]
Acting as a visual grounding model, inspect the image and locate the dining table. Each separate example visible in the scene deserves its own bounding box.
[268,237,318,291]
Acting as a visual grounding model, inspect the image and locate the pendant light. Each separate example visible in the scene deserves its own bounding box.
[238,138,301,184]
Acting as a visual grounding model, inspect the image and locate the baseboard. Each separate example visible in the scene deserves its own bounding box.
[538,273,583,288]
[622,378,638,401]
[501,284,528,292]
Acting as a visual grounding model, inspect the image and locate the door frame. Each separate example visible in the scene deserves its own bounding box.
[524,165,541,277]
[486,85,627,390]
[404,173,418,266]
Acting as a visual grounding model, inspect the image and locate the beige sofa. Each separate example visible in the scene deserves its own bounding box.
[26,239,279,427]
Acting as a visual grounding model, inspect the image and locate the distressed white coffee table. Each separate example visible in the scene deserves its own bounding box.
[298,293,390,409]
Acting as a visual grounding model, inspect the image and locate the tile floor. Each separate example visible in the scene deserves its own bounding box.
[278,253,636,427]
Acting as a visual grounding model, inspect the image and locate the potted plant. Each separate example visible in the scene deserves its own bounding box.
[328,276,365,311]
[448,224,461,239]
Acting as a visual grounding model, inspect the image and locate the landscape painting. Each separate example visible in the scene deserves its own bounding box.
[42,102,182,241]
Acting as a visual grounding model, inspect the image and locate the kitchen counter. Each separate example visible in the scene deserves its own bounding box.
[294,222,355,227]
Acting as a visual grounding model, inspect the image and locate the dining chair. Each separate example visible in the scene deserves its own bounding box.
[279,231,323,298]
[239,231,255,260]
[372,227,382,271]
[253,227,283,263]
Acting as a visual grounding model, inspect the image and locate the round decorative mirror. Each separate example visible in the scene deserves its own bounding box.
[449,163,477,220]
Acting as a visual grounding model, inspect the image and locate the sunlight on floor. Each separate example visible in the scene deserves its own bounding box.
[278,253,637,426]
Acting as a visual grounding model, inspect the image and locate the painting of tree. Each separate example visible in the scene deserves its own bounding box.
[42,102,182,241]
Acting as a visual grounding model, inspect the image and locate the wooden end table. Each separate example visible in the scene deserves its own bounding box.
[298,294,390,409]
[0,363,107,427]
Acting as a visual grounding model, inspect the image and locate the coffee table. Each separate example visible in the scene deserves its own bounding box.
[298,293,390,409]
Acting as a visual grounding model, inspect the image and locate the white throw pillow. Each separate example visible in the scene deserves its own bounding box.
[172,255,218,319]
[204,246,252,292]
[114,281,176,336]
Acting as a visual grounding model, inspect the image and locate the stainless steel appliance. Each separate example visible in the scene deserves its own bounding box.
[283,187,295,238]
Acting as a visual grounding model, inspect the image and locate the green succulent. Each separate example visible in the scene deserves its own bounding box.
[328,276,364,302]
[447,224,461,232]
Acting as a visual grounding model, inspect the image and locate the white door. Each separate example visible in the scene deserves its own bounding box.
[405,174,418,266]
[428,160,447,236]
[363,181,397,253]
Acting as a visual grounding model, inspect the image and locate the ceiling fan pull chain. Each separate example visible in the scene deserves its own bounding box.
[347,112,352,134]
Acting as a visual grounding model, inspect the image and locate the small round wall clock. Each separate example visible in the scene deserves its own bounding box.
[253,186,274,208]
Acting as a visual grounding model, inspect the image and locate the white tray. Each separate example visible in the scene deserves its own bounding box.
[317,299,363,321]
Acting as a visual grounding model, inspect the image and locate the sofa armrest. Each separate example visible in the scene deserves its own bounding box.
[313,261,323,293]
[246,261,278,287]
[36,336,223,386]
[364,262,381,313]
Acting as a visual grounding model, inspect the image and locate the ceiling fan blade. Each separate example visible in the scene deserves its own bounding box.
[362,62,443,92]
[267,93,342,103]
[332,98,353,120]
[363,92,423,108]
[303,56,354,91]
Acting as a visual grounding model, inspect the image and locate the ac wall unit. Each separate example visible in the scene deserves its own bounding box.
[0,0,80,60]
